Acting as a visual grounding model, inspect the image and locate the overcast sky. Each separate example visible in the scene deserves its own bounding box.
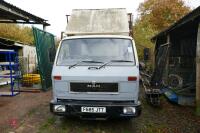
[5,0,200,38]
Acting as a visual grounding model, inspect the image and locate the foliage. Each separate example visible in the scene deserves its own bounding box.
[0,24,34,45]
[133,0,191,60]
[138,0,190,30]
[133,15,157,59]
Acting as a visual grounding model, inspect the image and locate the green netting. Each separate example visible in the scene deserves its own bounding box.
[32,27,56,91]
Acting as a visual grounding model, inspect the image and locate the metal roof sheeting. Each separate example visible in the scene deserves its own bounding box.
[0,0,50,26]
[66,8,129,36]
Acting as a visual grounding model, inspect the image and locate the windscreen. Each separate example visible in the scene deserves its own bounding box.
[57,38,135,66]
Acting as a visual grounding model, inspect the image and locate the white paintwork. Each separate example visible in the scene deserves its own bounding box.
[52,35,139,102]
[66,8,129,36]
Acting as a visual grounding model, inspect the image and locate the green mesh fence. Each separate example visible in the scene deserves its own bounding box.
[32,27,56,91]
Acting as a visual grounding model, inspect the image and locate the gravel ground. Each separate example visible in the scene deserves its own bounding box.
[0,88,200,133]
[0,90,51,133]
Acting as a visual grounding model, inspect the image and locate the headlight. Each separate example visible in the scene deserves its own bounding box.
[54,105,66,112]
[123,107,136,114]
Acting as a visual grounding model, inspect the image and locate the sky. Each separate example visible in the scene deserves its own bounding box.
[5,0,200,38]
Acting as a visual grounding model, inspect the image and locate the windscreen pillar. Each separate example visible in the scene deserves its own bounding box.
[196,23,200,116]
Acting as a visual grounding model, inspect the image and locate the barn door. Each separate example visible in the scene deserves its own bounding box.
[151,43,169,86]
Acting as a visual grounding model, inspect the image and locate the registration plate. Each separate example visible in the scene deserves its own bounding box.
[81,107,106,113]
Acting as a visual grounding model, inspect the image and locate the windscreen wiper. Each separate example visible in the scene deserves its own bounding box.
[68,60,103,69]
[97,60,134,69]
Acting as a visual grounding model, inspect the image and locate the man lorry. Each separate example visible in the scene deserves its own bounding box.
[50,8,141,120]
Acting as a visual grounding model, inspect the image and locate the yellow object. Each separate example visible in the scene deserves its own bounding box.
[22,74,41,84]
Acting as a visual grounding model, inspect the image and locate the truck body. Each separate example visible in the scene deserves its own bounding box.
[50,8,141,120]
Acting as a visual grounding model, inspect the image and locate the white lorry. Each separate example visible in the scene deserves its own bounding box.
[50,8,141,120]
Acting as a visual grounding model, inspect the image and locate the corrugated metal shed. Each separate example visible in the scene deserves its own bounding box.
[66,8,129,36]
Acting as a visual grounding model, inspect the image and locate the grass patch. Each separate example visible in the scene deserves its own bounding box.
[38,116,57,133]
[140,123,182,133]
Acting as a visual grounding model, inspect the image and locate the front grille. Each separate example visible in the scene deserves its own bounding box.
[70,82,118,92]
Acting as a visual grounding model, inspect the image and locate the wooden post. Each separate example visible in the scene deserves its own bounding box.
[152,38,157,70]
[43,25,46,31]
[163,35,170,85]
[196,23,200,116]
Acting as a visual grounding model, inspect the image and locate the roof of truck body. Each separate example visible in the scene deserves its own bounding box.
[65,8,129,35]
[61,35,133,41]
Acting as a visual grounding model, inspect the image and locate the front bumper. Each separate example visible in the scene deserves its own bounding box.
[50,99,141,120]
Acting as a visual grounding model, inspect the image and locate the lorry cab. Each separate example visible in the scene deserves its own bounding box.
[50,8,141,120]
[50,35,141,120]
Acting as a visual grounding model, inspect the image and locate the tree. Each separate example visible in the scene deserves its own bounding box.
[0,24,34,45]
[133,0,191,59]
[138,0,190,30]
[133,16,157,59]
